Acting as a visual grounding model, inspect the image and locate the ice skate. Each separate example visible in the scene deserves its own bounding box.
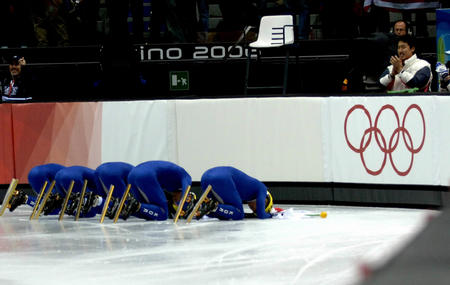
[186,185,213,223]
[42,193,63,215]
[192,196,218,220]
[8,189,28,212]
[105,197,120,219]
[64,192,80,216]
[172,191,197,220]
[0,178,19,216]
[81,192,100,215]
[119,194,140,220]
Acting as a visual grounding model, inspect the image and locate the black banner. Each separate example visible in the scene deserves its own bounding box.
[135,43,258,62]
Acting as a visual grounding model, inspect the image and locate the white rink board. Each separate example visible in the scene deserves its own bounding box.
[326,96,443,185]
[101,100,178,165]
[175,97,325,181]
[436,96,450,185]
[97,96,450,185]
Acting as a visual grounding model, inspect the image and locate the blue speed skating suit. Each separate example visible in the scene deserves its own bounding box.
[127,160,192,221]
[26,163,65,214]
[54,166,105,218]
[95,162,134,199]
[201,166,272,220]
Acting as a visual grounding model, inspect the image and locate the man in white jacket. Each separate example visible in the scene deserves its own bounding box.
[379,35,432,92]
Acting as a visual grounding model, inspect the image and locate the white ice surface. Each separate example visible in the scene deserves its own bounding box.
[0,205,435,285]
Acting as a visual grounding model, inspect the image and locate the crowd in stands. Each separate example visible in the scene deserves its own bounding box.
[0,0,96,47]
[0,0,447,48]
[0,1,449,99]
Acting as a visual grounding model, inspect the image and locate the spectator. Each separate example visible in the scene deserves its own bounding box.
[355,19,411,91]
[379,34,432,92]
[33,0,70,46]
[1,56,33,102]
[150,0,198,43]
[363,1,438,37]
[436,61,450,92]
[386,20,411,56]
[380,20,412,74]
[392,20,409,36]
[149,0,209,43]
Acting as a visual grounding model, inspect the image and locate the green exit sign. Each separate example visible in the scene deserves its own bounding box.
[169,71,189,91]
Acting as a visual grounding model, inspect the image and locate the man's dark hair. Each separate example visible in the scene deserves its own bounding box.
[397,34,416,50]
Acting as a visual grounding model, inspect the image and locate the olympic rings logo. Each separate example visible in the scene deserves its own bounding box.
[344,104,425,176]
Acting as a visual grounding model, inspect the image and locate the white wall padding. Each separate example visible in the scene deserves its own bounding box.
[174,97,326,181]
[101,100,178,166]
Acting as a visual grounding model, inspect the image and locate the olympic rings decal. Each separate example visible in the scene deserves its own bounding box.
[344,104,425,176]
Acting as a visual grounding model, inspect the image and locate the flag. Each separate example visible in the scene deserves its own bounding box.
[364,0,440,11]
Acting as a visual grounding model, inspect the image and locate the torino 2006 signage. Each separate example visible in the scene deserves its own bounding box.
[136,44,257,61]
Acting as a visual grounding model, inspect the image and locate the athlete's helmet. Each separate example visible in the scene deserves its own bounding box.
[265,191,273,213]
[172,192,197,218]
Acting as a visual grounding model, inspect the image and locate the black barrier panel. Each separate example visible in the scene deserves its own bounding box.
[0,38,438,102]
[1,182,445,209]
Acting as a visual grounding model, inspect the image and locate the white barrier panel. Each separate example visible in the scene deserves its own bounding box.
[436,97,450,185]
[175,97,326,181]
[101,100,177,165]
[97,96,450,186]
[327,96,443,185]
